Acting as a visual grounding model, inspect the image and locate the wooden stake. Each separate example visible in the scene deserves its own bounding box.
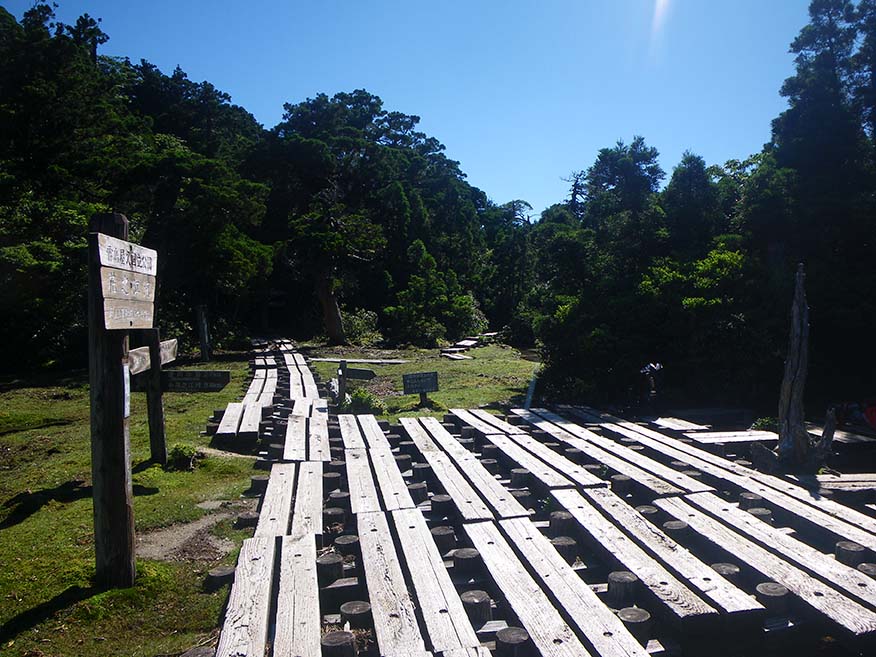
[88,213,135,588]
[145,328,167,465]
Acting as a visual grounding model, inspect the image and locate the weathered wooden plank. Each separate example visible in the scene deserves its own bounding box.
[358,511,425,654]
[216,402,244,438]
[345,449,382,515]
[521,408,711,495]
[450,408,505,437]
[359,414,392,450]
[255,463,295,538]
[423,452,492,522]
[290,461,323,540]
[400,417,441,452]
[370,448,416,511]
[283,414,307,461]
[464,521,594,657]
[552,488,719,628]
[238,402,263,439]
[582,487,762,619]
[686,491,876,610]
[128,338,177,376]
[103,297,154,329]
[308,414,330,462]
[655,495,876,639]
[504,433,608,489]
[419,418,530,519]
[443,353,473,360]
[339,414,367,450]
[275,534,321,657]
[392,508,482,653]
[499,517,650,657]
[470,409,520,435]
[100,266,156,302]
[483,434,576,489]
[97,232,158,275]
[309,358,410,364]
[215,537,275,657]
[650,417,710,431]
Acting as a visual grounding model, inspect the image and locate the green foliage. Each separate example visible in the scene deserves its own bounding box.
[165,443,199,471]
[341,307,383,346]
[344,387,386,414]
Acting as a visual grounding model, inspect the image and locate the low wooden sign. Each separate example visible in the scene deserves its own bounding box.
[131,369,230,393]
[345,367,376,381]
[97,233,158,275]
[403,371,439,395]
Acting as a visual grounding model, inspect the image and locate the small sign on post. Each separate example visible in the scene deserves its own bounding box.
[131,369,231,393]
[403,371,439,406]
[346,367,376,381]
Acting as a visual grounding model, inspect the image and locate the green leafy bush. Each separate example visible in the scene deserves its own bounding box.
[341,307,383,346]
[344,387,385,415]
[165,443,200,471]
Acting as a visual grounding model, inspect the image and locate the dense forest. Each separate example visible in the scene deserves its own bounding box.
[1,1,873,410]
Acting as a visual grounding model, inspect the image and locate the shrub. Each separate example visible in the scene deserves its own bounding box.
[165,443,200,471]
[341,307,383,346]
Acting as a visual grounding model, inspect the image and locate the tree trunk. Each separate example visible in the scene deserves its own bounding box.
[777,264,811,464]
[315,267,346,345]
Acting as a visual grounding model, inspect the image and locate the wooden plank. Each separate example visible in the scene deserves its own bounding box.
[808,422,876,445]
[103,297,154,330]
[423,452,493,522]
[309,358,409,364]
[483,434,576,489]
[499,517,650,657]
[215,537,275,657]
[290,461,323,540]
[283,414,307,461]
[96,232,158,275]
[128,338,177,376]
[503,432,615,490]
[255,463,295,538]
[357,511,425,654]
[469,409,520,434]
[419,418,530,519]
[654,495,876,639]
[450,408,505,437]
[684,430,778,445]
[521,408,710,495]
[275,534,321,657]
[238,402,263,439]
[581,487,762,619]
[345,449,382,515]
[455,339,478,348]
[685,491,876,611]
[400,417,441,452]
[464,521,594,657]
[216,402,244,438]
[552,488,718,628]
[392,508,482,653]
[370,448,416,511]
[359,414,392,450]
[339,414,366,450]
[649,417,710,431]
[308,414,330,462]
[443,353,473,360]
[100,266,156,302]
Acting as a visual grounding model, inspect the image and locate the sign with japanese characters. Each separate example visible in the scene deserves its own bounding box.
[95,234,157,329]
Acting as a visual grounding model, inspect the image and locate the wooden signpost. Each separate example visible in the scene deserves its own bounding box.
[403,371,439,406]
[88,213,149,588]
[131,369,231,393]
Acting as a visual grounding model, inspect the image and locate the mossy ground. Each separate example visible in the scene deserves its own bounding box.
[0,355,254,657]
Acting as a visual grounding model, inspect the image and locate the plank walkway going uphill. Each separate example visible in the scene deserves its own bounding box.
[212,353,876,656]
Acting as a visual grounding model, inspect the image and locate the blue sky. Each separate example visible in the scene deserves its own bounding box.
[7,1,810,215]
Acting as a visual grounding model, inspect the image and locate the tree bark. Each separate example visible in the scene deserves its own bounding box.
[777,264,811,464]
[315,266,346,344]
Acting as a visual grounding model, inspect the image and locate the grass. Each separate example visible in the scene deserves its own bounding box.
[307,343,540,422]
[0,354,255,657]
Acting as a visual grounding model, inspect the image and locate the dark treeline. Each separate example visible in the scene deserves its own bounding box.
[1,1,873,410]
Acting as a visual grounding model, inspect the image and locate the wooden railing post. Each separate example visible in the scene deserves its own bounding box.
[88,212,136,588]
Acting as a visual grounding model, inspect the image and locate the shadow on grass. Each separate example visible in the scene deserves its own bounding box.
[1,480,159,530]
[0,584,100,643]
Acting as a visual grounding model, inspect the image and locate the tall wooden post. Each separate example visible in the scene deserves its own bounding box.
[88,213,136,588]
[145,328,167,465]
[338,360,348,405]
[196,304,212,362]
[777,264,810,465]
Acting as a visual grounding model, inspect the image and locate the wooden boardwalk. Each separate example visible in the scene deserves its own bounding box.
[211,357,876,656]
